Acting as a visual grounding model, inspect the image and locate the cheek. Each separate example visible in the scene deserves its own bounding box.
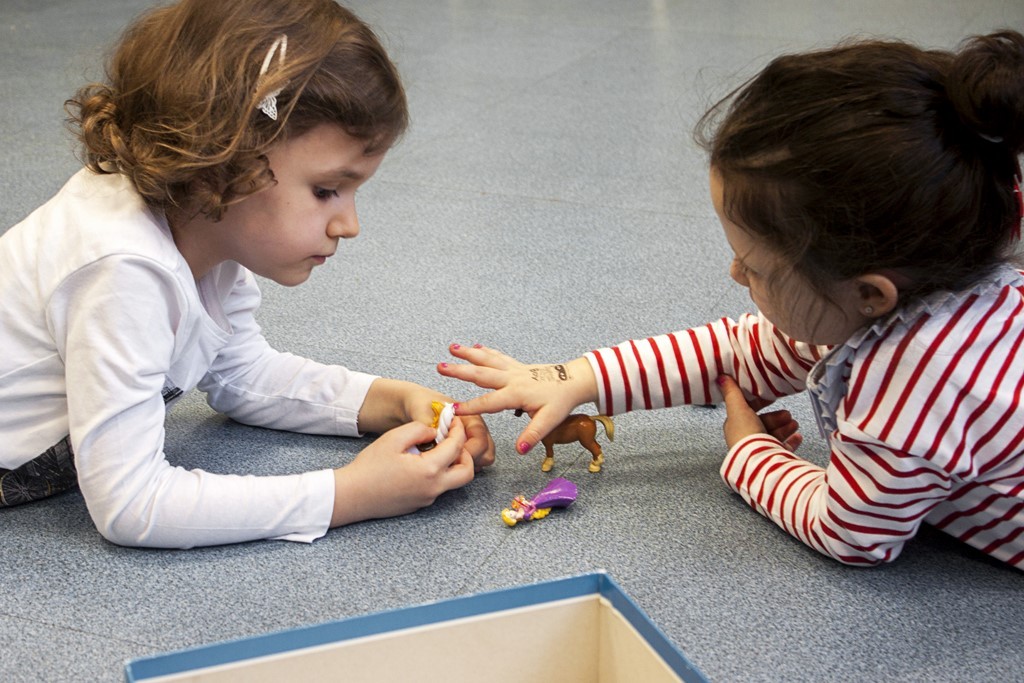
[746,278,774,309]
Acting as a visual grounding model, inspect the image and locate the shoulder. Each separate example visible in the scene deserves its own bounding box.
[4,169,191,289]
[901,266,1023,360]
[58,169,181,264]
[854,267,1023,367]
[842,267,1024,452]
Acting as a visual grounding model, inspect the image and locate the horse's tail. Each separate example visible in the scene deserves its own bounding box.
[593,415,615,442]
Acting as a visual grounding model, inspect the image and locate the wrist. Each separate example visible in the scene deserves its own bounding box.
[331,465,372,527]
[566,356,599,407]
[359,378,424,433]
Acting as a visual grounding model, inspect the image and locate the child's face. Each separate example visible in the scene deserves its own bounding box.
[710,170,868,346]
[216,123,385,287]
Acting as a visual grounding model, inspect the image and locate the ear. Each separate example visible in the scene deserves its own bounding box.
[854,273,900,318]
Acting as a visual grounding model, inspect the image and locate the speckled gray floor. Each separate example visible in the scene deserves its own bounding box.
[2,2,1023,682]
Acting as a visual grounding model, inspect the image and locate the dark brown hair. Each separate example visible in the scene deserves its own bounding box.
[696,30,1024,303]
[66,0,408,220]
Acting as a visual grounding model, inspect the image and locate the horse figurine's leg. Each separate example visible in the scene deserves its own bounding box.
[587,415,614,472]
[531,413,615,473]
[579,435,604,472]
[540,438,556,472]
[568,418,601,472]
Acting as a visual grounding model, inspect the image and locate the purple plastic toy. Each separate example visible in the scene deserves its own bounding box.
[501,477,578,527]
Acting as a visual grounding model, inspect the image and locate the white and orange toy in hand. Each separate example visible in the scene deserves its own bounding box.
[408,401,455,454]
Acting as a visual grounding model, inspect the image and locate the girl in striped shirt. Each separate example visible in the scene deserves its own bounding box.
[440,31,1024,569]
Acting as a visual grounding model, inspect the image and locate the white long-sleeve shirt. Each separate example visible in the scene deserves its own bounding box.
[586,266,1024,568]
[0,169,376,548]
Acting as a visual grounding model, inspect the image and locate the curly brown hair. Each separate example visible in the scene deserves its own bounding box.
[696,30,1024,304]
[66,0,408,221]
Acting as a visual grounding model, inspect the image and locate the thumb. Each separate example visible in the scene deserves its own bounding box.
[394,420,441,454]
[716,374,747,410]
[422,418,468,467]
[717,375,759,421]
[514,407,570,455]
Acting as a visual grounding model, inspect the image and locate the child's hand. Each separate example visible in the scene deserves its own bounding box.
[330,418,475,526]
[718,375,802,452]
[406,398,496,471]
[438,344,598,454]
[359,378,495,470]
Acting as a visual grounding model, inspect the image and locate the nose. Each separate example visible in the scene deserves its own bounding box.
[327,201,359,239]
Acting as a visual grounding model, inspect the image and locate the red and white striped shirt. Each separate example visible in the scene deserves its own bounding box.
[585,266,1024,568]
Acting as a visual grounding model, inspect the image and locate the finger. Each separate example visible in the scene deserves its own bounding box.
[758,410,794,431]
[716,375,753,415]
[461,417,496,469]
[433,427,476,489]
[782,433,803,452]
[447,343,518,370]
[746,396,776,411]
[436,362,510,390]
[768,421,800,444]
[442,447,476,489]
[395,421,442,454]
[451,391,521,417]
[514,407,569,455]
[408,400,443,428]
[422,418,468,467]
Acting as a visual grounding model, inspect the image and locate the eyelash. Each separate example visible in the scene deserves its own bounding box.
[313,187,340,201]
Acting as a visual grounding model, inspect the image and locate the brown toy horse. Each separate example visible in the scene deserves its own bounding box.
[541,414,615,473]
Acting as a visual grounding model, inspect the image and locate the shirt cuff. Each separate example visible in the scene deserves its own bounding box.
[270,468,335,543]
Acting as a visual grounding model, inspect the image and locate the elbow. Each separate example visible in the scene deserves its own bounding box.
[92,511,159,548]
[87,498,192,550]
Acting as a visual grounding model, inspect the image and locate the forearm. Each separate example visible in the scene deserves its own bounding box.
[720,433,945,566]
[202,346,377,436]
[76,420,335,548]
[587,313,821,415]
[356,377,450,434]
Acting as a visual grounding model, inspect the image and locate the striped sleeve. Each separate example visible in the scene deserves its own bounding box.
[723,283,1024,568]
[721,434,952,565]
[584,312,825,415]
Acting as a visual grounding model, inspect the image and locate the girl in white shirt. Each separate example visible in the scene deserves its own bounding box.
[0,0,494,548]
[440,31,1024,569]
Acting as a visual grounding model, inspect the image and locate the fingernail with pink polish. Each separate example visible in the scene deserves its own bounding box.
[452,403,460,414]
[440,362,449,369]
[518,442,531,454]
[473,343,483,349]
[452,343,461,350]
[715,375,726,386]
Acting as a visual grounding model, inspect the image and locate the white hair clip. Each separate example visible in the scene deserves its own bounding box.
[256,34,288,120]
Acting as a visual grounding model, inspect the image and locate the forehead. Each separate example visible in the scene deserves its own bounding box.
[270,123,384,175]
[710,169,783,268]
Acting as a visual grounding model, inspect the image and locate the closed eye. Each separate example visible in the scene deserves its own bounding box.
[313,186,340,201]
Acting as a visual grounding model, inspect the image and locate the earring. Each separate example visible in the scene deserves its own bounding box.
[863,306,874,316]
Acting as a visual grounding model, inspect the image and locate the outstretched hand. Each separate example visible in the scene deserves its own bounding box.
[717,375,803,452]
[437,344,598,454]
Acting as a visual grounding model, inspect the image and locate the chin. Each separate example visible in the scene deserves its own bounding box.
[271,272,312,287]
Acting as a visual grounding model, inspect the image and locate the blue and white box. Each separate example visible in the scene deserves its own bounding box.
[125,572,708,682]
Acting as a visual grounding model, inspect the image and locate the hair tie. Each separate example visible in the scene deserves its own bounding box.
[256,35,288,120]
